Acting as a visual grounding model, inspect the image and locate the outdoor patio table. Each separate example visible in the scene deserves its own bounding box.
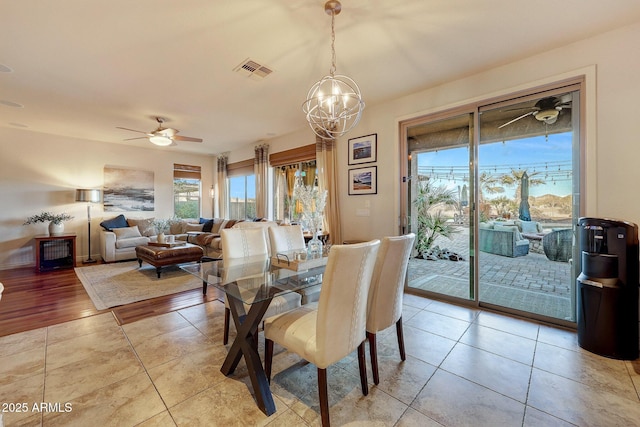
[180,259,325,416]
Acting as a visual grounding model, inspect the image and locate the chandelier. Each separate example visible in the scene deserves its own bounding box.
[303,0,364,139]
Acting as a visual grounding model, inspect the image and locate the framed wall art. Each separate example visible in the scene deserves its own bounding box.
[348,133,377,165]
[348,166,377,195]
[103,166,155,211]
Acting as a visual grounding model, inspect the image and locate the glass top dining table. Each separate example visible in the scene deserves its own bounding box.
[180,255,325,304]
[180,255,326,416]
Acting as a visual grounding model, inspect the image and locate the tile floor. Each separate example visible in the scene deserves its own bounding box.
[1,294,640,426]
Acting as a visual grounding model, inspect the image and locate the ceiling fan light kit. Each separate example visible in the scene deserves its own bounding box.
[498,95,571,129]
[149,135,173,146]
[117,116,203,146]
[534,108,559,122]
[303,0,365,139]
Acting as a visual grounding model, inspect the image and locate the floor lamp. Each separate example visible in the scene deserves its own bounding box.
[75,189,101,264]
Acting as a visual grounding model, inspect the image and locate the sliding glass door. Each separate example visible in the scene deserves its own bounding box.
[477,87,580,321]
[405,113,474,301]
[401,82,582,324]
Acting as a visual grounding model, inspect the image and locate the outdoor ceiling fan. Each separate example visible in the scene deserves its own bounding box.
[498,96,572,129]
[116,117,203,146]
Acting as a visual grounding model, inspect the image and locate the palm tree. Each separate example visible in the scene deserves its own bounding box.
[413,177,459,256]
[479,171,505,203]
[499,169,546,200]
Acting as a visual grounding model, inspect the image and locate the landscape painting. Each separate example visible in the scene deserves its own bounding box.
[103,166,154,211]
[348,166,377,195]
[348,133,377,165]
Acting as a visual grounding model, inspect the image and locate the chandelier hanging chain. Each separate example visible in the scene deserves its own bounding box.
[329,9,336,77]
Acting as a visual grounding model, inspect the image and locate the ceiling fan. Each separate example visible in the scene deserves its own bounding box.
[498,96,572,129]
[116,117,203,146]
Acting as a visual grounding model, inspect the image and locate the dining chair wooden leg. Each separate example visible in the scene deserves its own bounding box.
[317,367,330,427]
[265,338,274,383]
[357,341,369,395]
[223,307,230,345]
[396,317,406,361]
[366,331,379,385]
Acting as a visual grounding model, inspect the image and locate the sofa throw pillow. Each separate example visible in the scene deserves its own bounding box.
[169,220,187,235]
[520,220,539,234]
[200,217,214,232]
[210,218,225,234]
[186,223,204,232]
[127,218,156,236]
[494,224,523,240]
[113,225,142,240]
[100,214,128,231]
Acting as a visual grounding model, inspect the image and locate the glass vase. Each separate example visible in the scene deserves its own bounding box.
[307,227,323,259]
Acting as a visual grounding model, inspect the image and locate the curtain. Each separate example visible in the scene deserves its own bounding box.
[316,134,341,245]
[285,165,298,198]
[216,154,229,218]
[254,144,269,218]
[284,165,298,220]
[303,161,316,187]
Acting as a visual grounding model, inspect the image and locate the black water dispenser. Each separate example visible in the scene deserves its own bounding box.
[577,217,639,359]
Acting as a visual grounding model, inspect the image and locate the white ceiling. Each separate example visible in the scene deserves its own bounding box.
[2,0,640,155]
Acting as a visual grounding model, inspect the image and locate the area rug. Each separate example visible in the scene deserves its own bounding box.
[75,261,202,310]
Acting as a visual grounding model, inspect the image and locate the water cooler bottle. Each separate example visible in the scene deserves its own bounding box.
[577,217,639,359]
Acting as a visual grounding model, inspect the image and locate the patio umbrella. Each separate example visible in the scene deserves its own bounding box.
[519,171,531,221]
[460,184,468,207]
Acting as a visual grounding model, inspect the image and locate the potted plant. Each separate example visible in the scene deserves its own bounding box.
[153,218,170,243]
[24,211,74,235]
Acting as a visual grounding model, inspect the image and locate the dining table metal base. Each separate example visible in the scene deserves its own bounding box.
[220,293,276,416]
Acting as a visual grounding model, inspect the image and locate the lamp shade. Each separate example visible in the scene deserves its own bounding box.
[75,189,101,203]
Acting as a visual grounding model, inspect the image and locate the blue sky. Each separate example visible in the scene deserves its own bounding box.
[418,132,573,198]
[229,175,256,199]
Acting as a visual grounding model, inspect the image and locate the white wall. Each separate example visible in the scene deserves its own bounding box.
[2,21,640,269]
[266,22,640,243]
[0,128,215,269]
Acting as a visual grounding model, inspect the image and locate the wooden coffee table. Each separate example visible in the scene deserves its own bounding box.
[135,242,204,278]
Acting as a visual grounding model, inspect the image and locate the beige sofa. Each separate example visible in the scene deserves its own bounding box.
[98,215,254,262]
[99,216,196,263]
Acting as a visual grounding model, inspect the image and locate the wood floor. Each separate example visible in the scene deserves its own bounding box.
[0,263,224,338]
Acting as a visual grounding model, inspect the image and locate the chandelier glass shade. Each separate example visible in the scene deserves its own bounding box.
[303,0,364,139]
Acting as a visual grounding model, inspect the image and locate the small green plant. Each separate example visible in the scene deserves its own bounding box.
[24,211,73,225]
[153,218,170,234]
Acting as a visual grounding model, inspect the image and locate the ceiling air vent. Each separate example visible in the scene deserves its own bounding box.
[234,58,273,80]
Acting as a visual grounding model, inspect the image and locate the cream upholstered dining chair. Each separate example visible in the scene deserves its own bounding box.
[0,282,4,302]
[264,240,380,427]
[268,224,306,254]
[220,227,302,345]
[268,225,321,304]
[231,220,278,256]
[366,233,415,385]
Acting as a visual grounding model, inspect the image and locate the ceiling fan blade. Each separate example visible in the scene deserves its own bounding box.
[173,135,203,143]
[498,111,534,129]
[116,126,147,134]
[123,136,148,141]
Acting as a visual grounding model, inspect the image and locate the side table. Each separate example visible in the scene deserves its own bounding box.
[34,234,77,272]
